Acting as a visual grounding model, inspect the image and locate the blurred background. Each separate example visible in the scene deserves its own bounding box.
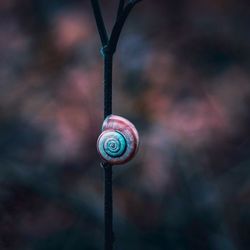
[0,0,250,249]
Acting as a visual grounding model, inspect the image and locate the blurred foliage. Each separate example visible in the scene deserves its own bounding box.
[0,0,250,249]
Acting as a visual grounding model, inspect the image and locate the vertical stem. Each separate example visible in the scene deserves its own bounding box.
[104,52,113,118]
[104,163,114,250]
[103,51,114,250]
[90,2,142,249]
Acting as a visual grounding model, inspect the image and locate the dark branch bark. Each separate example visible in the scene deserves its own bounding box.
[116,0,125,21]
[108,0,142,53]
[90,0,109,46]
[90,0,142,53]
[131,0,143,4]
[90,2,142,250]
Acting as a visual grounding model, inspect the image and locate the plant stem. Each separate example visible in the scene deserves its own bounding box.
[103,50,114,250]
[90,0,108,46]
[90,1,142,249]
[103,163,114,250]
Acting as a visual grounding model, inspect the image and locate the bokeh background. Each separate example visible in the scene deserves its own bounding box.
[0,0,250,249]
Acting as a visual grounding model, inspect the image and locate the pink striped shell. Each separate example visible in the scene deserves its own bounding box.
[97,115,139,165]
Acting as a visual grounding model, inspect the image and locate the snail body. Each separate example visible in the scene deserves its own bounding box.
[97,115,139,165]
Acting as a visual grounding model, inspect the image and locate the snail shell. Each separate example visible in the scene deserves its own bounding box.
[97,115,139,165]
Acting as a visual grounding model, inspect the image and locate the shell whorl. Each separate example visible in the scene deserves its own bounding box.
[97,115,139,165]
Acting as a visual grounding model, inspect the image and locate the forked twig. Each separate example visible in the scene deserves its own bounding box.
[91,0,142,54]
[90,1,142,250]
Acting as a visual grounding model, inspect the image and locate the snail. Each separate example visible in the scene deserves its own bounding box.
[97,115,139,165]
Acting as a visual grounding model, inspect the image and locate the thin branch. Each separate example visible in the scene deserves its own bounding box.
[130,0,143,4]
[108,0,142,53]
[90,0,109,46]
[116,0,125,21]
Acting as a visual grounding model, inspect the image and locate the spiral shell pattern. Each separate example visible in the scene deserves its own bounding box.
[97,115,139,165]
